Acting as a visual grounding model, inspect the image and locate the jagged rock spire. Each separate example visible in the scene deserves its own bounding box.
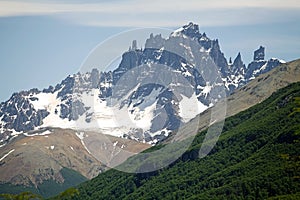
[232,52,245,72]
[131,40,137,50]
[234,52,242,64]
[253,46,265,61]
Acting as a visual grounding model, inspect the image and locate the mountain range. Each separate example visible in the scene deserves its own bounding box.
[0,22,284,146]
[0,22,294,197]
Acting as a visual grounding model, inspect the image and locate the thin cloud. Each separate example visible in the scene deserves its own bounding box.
[0,0,300,27]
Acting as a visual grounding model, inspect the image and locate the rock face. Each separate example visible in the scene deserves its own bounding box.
[0,22,285,146]
[254,46,265,61]
[232,53,246,74]
[245,46,285,81]
[0,90,49,135]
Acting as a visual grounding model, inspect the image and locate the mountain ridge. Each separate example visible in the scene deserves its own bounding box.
[174,58,300,142]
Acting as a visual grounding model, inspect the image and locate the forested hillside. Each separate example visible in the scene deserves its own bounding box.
[52,82,300,199]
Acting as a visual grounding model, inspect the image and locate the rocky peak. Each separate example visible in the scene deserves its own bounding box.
[129,40,138,51]
[209,39,229,76]
[171,22,202,39]
[145,33,165,49]
[254,46,265,61]
[229,57,232,65]
[181,22,201,38]
[199,32,209,41]
[233,52,244,67]
[245,46,284,81]
[232,52,246,73]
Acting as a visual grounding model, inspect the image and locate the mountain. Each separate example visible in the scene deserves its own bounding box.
[0,22,285,147]
[51,81,300,200]
[0,22,287,196]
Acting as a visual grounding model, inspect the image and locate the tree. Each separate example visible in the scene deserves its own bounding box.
[0,191,42,200]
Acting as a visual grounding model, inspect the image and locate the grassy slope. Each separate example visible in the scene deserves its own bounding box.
[54,82,300,200]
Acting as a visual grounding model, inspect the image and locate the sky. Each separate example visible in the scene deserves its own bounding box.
[0,0,300,102]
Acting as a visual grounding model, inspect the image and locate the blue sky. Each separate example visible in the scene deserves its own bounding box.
[0,0,300,101]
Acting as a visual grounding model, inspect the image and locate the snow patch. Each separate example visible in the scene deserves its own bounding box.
[179,93,208,123]
[170,27,184,37]
[271,58,286,63]
[259,62,268,72]
[113,141,118,147]
[82,140,92,154]
[76,132,86,140]
[201,83,212,98]
[10,130,22,137]
[100,82,112,88]
[0,149,15,162]
[23,130,52,137]
[32,91,77,129]
[183,70,192,77]
[29,92,58,110]
[75,131,92,154]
